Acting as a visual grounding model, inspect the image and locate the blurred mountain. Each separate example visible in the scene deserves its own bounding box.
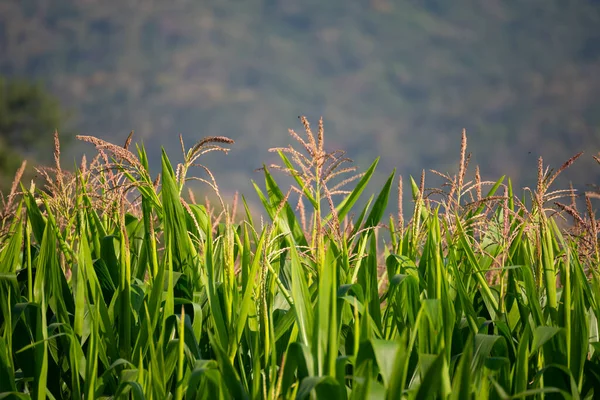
[1,0,599,199]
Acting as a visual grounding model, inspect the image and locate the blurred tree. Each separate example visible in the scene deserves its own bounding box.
[0,76,73,194]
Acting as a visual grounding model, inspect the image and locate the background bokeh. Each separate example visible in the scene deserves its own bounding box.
[1,0,600,206]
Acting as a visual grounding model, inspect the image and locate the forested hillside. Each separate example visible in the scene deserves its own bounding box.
[1,0,599,195]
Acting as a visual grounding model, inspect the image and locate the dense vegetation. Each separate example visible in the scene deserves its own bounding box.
[1,0,599,192]
[0,118,599,398]
[0,76,73,193]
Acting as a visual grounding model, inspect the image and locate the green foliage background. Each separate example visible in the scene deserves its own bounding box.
[1,0,599,192]
[0,76,72,193]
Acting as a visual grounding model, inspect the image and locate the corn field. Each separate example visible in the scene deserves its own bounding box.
[0,118,599,399]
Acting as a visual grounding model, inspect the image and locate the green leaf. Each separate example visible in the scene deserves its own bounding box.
[161,148,198,275]
[296,376,341,400]
[364,170,395,229]
[415,352,446,400]
[22,189,46,244]
[531,326,562,356]
[451,336,473,400]
[0,338,16,393]
[235,229,266,346]
[370,339,399,388]
[211,335,248,400]
[289,241,314,347]
[326,157,379,223]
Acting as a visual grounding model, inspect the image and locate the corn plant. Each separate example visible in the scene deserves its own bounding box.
[0,120,599,399]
